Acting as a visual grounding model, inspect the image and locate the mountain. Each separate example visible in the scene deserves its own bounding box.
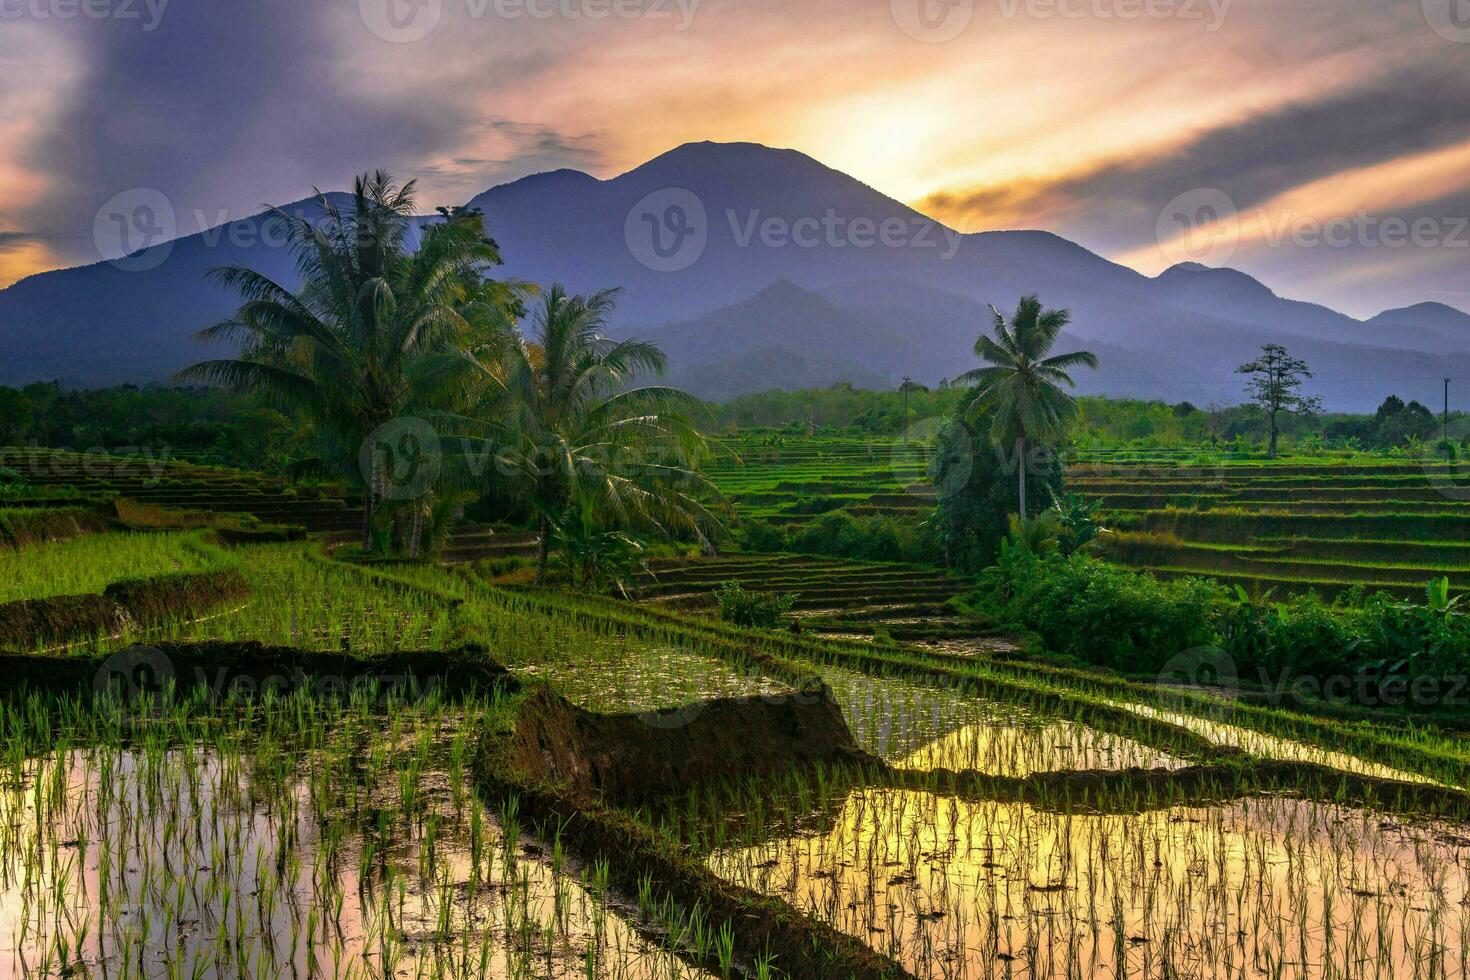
[0,141,1465,409]
[1366,302,1470,347]
[642,281,903,400]
[1152,262,1459,353]
[0,195,355,386]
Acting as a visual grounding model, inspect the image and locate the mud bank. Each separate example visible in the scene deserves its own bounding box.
[506,682,879,805]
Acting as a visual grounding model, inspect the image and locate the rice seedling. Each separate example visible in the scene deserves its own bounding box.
[706,785,1470,979]
[1,531,229,603]
[0,685,713,979]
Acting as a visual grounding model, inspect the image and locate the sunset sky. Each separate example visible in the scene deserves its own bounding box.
[1,0,1467,316]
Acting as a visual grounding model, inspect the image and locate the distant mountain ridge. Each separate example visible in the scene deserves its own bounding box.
[0,141,1466,410]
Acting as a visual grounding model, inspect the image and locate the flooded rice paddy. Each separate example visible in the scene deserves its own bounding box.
[825,666,1189,776]
[0,732,706,979]
[1115,700,1441,786]
[710,787,1470,979]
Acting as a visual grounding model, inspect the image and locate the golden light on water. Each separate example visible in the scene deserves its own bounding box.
[711,788,1470,978]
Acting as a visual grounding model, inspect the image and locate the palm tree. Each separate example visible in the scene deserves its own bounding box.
[451,285,722,581]
[954,295,1098,519]
[178,172,503,547]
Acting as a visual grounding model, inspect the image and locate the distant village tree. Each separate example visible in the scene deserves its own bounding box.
[1236,344,1322,458]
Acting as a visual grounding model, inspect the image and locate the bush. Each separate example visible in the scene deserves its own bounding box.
[714,580,798,629]
[740,520,789,552]
[975,553,1470,691]
[976,551,1220,672]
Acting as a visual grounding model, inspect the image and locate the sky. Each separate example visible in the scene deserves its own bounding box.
[0,0,1467,317]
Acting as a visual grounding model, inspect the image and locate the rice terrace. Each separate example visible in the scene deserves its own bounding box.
[5,4,1470,975]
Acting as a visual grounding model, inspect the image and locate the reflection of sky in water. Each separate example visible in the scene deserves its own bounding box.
[712,788,1470,980]
[0,747,707,979]
[1115,701,1442,786]
[825,665,1185,776]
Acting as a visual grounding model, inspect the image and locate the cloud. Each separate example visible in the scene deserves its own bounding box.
[920,68,1470,238]
[17,1,492,264]
[0,232,40,252]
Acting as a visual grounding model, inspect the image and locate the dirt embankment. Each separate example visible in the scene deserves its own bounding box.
[0,507,109,549]
[505,681,880,804]
[0,568,249,650]
[0,640,514,701]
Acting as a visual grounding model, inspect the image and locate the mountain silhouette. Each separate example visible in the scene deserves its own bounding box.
[0,141,1464,409]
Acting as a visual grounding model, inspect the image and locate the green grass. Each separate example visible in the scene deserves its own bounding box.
[1,530,228,603]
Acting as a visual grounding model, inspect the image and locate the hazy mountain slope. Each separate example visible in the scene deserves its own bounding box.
[0,195,356,386]
[1151,262,1454,352]
[0,140,1463,410]
[1367,302,1470,347]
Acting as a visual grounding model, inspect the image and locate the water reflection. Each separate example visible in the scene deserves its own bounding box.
[0,745,706,979]
[711,788,1470,979]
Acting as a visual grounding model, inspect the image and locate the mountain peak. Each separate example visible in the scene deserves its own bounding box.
[1156,261,1276,298]
[1367,300,1470,332]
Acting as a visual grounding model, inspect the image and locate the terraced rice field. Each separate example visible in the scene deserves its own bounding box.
[0,448,538,563]
[708,436,933,528]
[630,553,1021,650]
[10,444,1470,978]
[1077,457,1470,596]
[8,523,1470,977]
[708,436,1470,597]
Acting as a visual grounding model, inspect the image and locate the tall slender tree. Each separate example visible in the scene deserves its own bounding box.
[1236,344,1321,458]
[178,173,502,546]
[954,296,1098,519]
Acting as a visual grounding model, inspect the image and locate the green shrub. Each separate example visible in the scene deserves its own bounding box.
[714,580,798,629]
[976,553,1470,689]
[976,552,1220,672]
[740,520,789,552]
[784,512,941,565]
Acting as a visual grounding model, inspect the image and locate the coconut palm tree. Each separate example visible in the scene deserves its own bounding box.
[452,285,722,581]
[178,172,503,546]
[954,296,1098,519]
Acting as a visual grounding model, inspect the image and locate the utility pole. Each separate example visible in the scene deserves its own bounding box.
[901,377,913,444]
[1446,377,1452,461]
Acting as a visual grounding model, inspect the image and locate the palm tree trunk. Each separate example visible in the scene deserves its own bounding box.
[534,514,551,583]
[361,459,378,550]
[1017,435,1028,521]
[409,504,423,560]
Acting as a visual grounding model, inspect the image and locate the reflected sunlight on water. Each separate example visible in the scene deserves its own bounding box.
[711,788,1470,979]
